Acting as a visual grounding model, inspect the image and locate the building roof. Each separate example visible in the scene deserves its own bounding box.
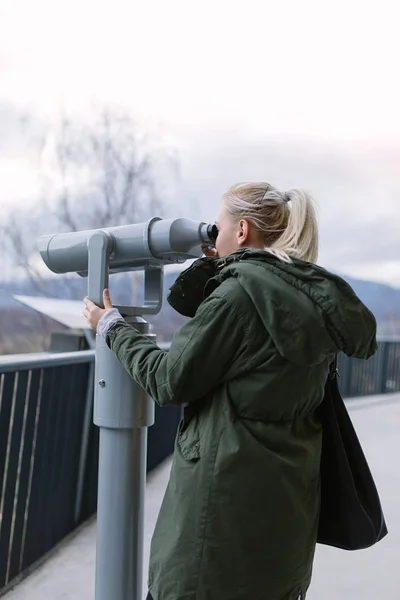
[13,295,91,330]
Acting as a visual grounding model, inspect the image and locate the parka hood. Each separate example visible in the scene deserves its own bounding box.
[168,249,377,367]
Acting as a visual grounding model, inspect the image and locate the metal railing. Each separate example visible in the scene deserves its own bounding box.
[0,352,96,593]
[339,340,400,397]
[0,339,399,594]
[0,350,181,595]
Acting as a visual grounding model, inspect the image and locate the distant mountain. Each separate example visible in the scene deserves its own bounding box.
[338,276,400,336]
[1,268,399,340]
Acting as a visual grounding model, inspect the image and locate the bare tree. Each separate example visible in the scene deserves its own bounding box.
[2,107,179,298]
[1,107,184,353]
[1,210,48,293]
[40,108,178,232]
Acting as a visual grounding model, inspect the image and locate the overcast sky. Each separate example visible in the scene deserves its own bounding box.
[0,0,399,285]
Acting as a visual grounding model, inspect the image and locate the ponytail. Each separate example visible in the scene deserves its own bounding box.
[223,182,319,264]
[266,188,318,263]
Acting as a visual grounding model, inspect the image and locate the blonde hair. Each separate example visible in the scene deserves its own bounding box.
[223,182,318,263]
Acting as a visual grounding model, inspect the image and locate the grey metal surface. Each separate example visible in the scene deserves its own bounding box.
[93,320,155,600]
[87,231,111,307]
[93,328,154,429]
[38,217,216,275]
[115,266,164,316]
[95,427,144,599]
[82,222,157,599]
[0,350,95,373]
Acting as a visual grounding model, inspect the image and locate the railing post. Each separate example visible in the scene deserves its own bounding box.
[376,342,390,395]
[74,362,95,524]
[338,353,351,398]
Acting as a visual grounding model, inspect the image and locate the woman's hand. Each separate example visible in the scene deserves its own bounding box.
[202,246,219,258]
[83,289,113,330]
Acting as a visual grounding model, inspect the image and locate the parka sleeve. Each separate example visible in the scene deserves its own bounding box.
[105,291,246,406]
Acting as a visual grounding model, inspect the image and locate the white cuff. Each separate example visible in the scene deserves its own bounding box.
[97,308,124,338]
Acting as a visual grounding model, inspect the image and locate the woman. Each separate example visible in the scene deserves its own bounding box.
[84,182,377,600]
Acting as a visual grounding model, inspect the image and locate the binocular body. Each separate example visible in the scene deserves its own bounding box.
[39,217,218,276]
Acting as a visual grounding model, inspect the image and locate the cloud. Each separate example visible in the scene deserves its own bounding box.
[0,101,46,153]
[1,0,399,144]
[0,102,26,152]
[173,133,400,284]
[0,103,46,209]
[1,104,399,286]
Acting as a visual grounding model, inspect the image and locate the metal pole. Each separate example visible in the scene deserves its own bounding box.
[94,318,155,600]
[85,230,157,600]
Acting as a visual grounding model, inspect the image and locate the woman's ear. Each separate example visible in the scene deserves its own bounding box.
[237,219,250,246]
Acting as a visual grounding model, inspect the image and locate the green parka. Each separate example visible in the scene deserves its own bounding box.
[105,250,377,600]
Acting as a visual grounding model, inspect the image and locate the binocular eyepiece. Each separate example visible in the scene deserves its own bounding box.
[205,223,218,245]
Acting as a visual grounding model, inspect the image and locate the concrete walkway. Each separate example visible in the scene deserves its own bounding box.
[3,394,400,600]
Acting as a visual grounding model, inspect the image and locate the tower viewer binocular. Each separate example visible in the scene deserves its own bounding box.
[39,217,218,276]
